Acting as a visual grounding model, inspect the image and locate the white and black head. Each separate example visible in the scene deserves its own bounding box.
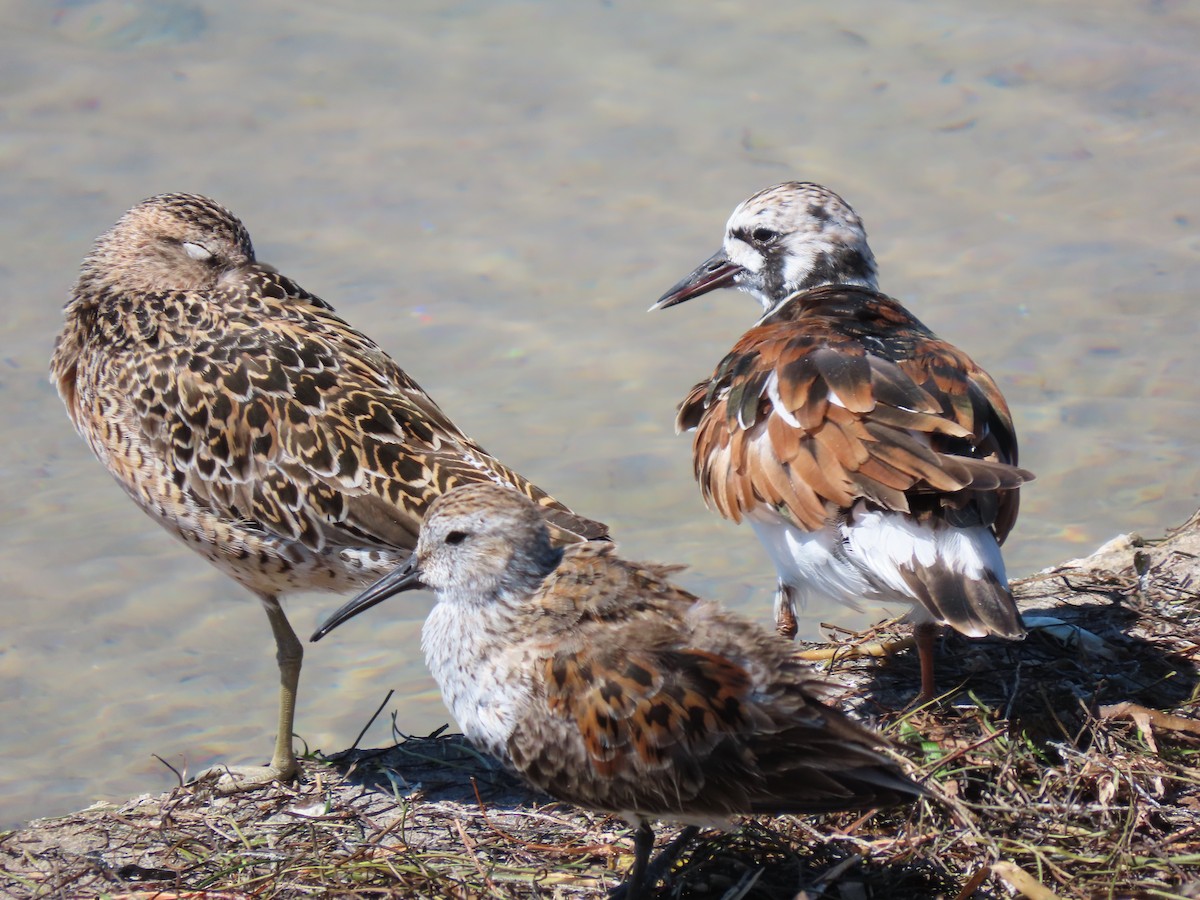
[652,181,878,314]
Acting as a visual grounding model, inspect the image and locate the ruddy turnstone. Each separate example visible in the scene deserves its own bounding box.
[50,193,607,791]
[311,483,924,899]
[651,181,1033,702]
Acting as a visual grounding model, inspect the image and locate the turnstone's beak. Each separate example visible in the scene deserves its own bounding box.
[650,248,741,310]
[309,556,424,641]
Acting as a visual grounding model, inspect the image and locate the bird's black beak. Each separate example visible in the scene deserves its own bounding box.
[309,556,425,642]
[649,248,742,311]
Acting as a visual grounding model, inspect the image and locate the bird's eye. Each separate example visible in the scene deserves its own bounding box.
[182,241,214,262]
[751,228,779,245]
[444,530,468,545]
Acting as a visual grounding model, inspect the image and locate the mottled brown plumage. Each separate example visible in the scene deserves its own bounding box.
[680,286,1027,537]
[311,484,923,898]
[50,193,606,790]
[653,182,1033,702]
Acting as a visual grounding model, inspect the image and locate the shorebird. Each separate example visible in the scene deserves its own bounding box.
[50,193,607,792]
[311,483,924,899]
[651,181,1033,702]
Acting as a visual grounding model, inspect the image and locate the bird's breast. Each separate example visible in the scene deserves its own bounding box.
[421,601,536,760]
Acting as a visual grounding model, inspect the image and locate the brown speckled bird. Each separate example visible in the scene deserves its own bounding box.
[50,193,607,791]
[311,483,924,899]
[651,182,1033,703]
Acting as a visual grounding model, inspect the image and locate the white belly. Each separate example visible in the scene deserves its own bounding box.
[749,502,1009,629]
[421,602,532,760]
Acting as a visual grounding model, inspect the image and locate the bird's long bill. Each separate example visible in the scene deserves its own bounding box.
[650,248,741,310]
[309,558,424,642]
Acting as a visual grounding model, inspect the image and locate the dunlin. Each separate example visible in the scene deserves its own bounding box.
[652,182,1033,702]
[50,193,607,791]
[311,483,923,898]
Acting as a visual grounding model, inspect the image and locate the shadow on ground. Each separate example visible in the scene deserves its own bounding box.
[4,513,1200,898]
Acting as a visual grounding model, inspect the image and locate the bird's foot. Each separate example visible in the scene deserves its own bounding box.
[192,761,297,794]
[609,825,699,900]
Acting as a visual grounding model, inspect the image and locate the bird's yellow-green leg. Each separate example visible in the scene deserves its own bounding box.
[198,593,301,793]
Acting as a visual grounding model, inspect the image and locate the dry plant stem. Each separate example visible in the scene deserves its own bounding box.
[348,689,396,752]
[1100,701,1200,737]
[951,866,990,900]
[991,861,1064,900]
[8,510,1200,899]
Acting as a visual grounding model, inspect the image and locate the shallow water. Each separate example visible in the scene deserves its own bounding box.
[2,0,1199,829]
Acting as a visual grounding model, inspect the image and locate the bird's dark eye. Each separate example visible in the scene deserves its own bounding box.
[751,227,779,245]
[444,530,468,545]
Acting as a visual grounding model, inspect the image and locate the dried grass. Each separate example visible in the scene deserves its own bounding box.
[5,513,1200,899]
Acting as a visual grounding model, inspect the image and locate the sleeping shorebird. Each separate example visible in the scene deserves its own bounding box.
[50,193,607,791]
[311,483,924,899]
[651,181,1033,702]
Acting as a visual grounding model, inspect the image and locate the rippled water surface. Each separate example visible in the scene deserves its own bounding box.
[2,0,1198,828]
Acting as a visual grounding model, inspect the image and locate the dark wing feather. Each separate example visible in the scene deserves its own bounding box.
[509,554,921,817]
[135,268,607,553]
[679,286,1032,535]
